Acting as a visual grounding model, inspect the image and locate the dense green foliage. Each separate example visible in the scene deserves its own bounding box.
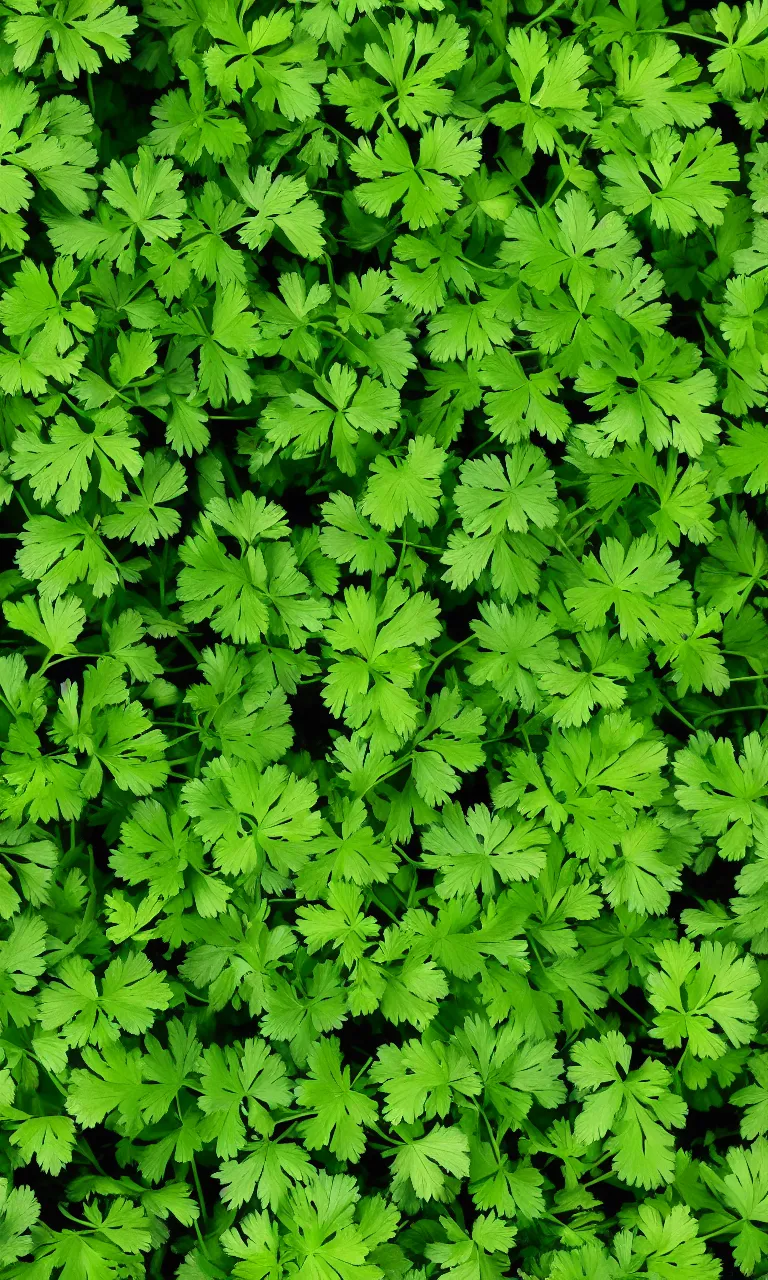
[1,0,768,1275]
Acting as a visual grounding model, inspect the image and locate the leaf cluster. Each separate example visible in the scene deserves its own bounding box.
[1,0,768,1278]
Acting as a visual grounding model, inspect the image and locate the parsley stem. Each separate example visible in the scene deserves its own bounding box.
[59,391,85,414]
[76,1138,108,1176]
[360,755,411,797]
[698,704,767,722]
[177,633,204,664]
[17,1040,68,1096]
[369,1120,396,1145]
[193,1218,210,1258]
[390,540,443,554]
[560,502,591,529]
[515,180,541,212]
[190,1153,208,1222]
[219,452,243,500]
[395,530,409,578]
[458,254,500,277]
[394,843,421,867]
[59,1207,88,1227]
[42,653,109,668]
[564,516,601,547]
[658,695,696,733]
[543,173,569,211]
[274,1111,316,1125]
[14,488,32,520]
[699,1224,737,1240]
[352,1056,374,1084]
[474,1101,502,1163]
[423,636,474,685]
[524,0,564,27]
[315,320,351,343]
[611,992,651,1029]
[369,892,400,924]
[176,982,208,1004]
[641,27,724,44]
[552,532,580,566]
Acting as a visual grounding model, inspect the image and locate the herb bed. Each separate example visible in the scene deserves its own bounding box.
[0,0,768,1278]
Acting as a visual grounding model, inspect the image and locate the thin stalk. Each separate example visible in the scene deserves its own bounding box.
[190,1154,208,1221]
[659,695,696,733]
[699,704,767,723]
[423,636,474,684]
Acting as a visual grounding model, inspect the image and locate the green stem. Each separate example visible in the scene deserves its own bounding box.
[369,892,400,924]
[553,532,581,566]
[361,755,413,798]
[168,732,201,748]
[698,1223,736,1241]
[193,1217,210,1258]
[516,180,541,211]
[583,1167,618,1188]
[14,488,32,520]
[565,515,602,547]
[659,695,696,733]
[524,0,564,27]
[190,1154,208,1221]
[640,27,724,44]
[699,704,767,723]
[395,530,409,579]
[423,636,474,685]
[352,1056,374,1085]
[176,633,204,664]
[369,1120,397,1145]
[475,1102,502,1164]
[612,991,651,1029]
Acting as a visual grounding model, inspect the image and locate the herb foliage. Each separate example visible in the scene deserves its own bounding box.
[0,0,768,1277]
